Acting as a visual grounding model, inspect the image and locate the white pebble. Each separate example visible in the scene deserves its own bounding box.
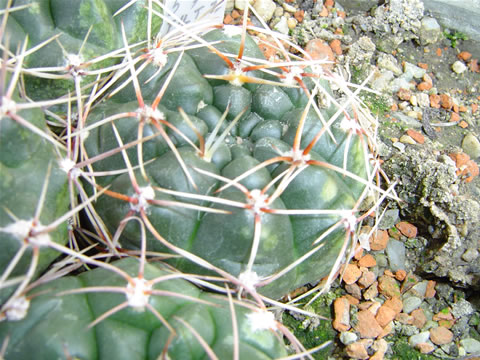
[452,60,467,74]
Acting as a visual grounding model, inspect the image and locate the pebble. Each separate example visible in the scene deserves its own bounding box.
[378,209,399,230]
[417,92,430,107]
[419,16,441,45]
[274,6,283,17]
[425,280,436,298]
[253,0,276,21]
[375,305,396,327]
[451,298,475,318]
[287,17,297,30]
[402,296,423,314]
[358,254,376,268]
[346,341,369,359]
[355,310,383,339]
[343,264,362,284]
[400,134,417,145]
[358,270,377,288]
[282,2,296,13]
[416,342,435,354]
[406,129,425,144]
[340,331,358,345]
[333,297,351,332]
[406,110,420,120]
[462,132,480,159]
[234,0,252,11]
[409,94,418,106]
[403,62,427,79]
[430,326,454,345]
[385,238,406,272]
[377,54,403,75]
[452,60,468,74]
[346,283,362,300]
[395,221,418,238]
[460,338,480,354]
[304,39,335,70]
[461,248,479,262]
[409,331,431,347]
[273,16,289,34]
[411,308,427,328]
[409,281,428,298]
[391,112,422,128]
[363,282,379,300]
[392,141,406,152]
[378,275,401,298]
[458,51,472,61]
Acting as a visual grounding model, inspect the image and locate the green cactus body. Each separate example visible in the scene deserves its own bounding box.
[0,84,69,304]
[1,0,162,100]
[0,257,288,359]
[0,2,378,356]
[83,27,369,299]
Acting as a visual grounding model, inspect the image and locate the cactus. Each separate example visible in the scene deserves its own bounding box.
[0,1,385,358]
[84,26,373,300]
[0,69,69,308]
[0,257,289,359]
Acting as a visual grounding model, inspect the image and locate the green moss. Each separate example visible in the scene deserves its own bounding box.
[389,339,437,360]
[443,30,468,48]
[281,292,340,358]
[361,93,390,117]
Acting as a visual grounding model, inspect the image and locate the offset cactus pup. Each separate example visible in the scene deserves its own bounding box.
[0,257,289,359]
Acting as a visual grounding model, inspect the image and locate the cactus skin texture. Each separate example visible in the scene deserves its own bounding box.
[0,257,288,360]
[0,0,162,100]
[85,28,369,299]
[0,77,69,305]
[0,0,377,358]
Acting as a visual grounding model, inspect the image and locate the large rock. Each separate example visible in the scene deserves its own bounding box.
[422,0,480,40]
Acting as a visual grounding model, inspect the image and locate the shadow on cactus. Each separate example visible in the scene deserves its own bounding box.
[0,1,391,359]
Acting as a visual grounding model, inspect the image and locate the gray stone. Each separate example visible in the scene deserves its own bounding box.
[409,281,428,298]
[392,141,406,153]
[461,248,479,262]
[403,62,426,79]
[423,0,480,46]
[370,70,395,93]
[375,253,389,268]
[386,238,406,271]
[451,298,475,318]
[419,16,441,45]
[335,0,378,12]
[424,320,438,330]
[377,54,403,76]
[378,208,400,230]
[409,331,431,347]
[391,112,422,128]
[390,75,415,92]
[403,296,423,314]
[460,338,480,354]
[462,133,480,159]
[253,0,276,22]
